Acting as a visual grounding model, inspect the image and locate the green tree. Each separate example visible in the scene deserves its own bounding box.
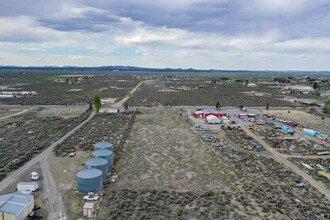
[323,100,330,115]
[216,101,221,109]
[245,79,249,85]
[123,100,129,110]
[266,103,269,110]
[65,78,69,84]
[94,95,101,112]
[313,82,319,90]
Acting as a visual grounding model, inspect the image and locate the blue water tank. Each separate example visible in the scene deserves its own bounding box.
[85,157,108,178]
[256,146,261,152]
[76,168,103,193]
[94,140,113,152]
[93,149,113,167]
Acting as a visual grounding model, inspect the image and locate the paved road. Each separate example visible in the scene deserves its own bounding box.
[0,111,95,219]
[0,104,307,111]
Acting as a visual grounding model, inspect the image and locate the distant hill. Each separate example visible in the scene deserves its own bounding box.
[0,65,329,74]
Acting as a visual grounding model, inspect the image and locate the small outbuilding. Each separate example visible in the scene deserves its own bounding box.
[0,192,34,220]
[83,203,94,218]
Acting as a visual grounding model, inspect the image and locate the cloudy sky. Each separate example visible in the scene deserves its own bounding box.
[0,0,330,70]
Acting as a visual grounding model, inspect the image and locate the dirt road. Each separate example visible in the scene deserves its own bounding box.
[240,126,330,201]
[0,111,95,219]
[111,81,143,108]
[0,108,32,120]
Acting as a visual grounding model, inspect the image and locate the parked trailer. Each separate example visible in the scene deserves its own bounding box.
[17,182,38,192]
[317,151,330,155]
[303,129,317,137]
[0,95,15,99]
[282,126,294,135]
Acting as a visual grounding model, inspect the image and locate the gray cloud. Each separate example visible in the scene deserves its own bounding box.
[0,0,330,70]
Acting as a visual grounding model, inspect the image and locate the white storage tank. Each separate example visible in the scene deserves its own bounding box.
[76,168,103,193]
[85,157,108,178]
[92,149,113,167]
[94,140,113,152]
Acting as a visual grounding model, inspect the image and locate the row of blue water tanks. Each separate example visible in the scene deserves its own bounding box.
[76,141,114,193]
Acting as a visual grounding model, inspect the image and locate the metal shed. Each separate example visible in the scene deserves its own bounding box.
[85,157,108,178]
[92,149,113,167]
[94,140,113,152]
[0,192,34,220]
[76,168,103,193]
[206,115,221,124]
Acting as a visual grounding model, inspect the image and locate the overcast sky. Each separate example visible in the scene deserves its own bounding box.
[0,0,330,70]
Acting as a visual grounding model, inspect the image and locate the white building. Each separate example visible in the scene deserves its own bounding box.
[206,115,221,124]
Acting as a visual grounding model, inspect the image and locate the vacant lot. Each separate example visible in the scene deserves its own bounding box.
[111,110,229,191]
[0,108,90,181]
[54,112,136,156]
[263,110,330,134]
[129,80,297,107]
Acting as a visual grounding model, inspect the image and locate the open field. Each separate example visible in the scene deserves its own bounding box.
[96,110,329,219]
[129,80,298,107]
[0,74,139,106]
[0,108,90,181]
[263,110,330,134]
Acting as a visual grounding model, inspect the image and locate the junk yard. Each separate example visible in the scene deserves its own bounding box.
[0,69,329,219]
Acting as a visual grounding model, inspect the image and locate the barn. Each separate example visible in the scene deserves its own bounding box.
[194,110,204,118]
[194,109,222,118]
